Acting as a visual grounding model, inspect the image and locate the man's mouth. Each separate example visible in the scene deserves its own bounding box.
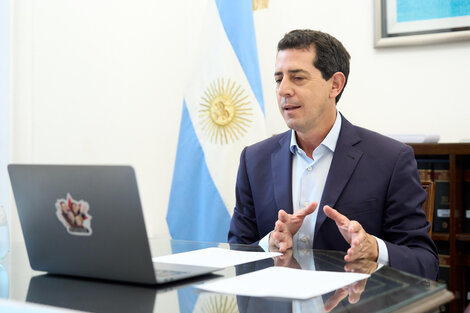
[283,104,301,111]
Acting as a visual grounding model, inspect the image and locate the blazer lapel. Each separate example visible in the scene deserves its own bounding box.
[315,116,363,238]
[271,131,294,214]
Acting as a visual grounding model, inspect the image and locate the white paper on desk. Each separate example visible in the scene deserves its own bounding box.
[196,267,370,300]
[152,247,281,268]
[0,298,84,312]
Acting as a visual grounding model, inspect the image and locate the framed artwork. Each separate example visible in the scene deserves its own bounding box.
[374,0,470,47]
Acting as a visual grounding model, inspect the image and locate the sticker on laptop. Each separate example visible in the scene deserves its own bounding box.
[55,193,92,236]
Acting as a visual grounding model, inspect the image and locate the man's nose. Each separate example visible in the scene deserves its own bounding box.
[278,79,293,97]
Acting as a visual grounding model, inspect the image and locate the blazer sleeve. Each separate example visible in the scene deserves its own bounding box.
[228,147,260,245]
[382,145,439,280]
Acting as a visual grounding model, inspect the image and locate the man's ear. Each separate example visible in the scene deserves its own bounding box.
[329,72,346,99]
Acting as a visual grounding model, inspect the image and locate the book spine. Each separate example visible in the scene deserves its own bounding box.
[432,160,450,233]
[466,268,470,309]
[463,166,470,233]
[416,159,432,182]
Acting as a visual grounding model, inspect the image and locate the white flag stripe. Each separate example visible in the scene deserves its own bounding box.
[185,0,266,215]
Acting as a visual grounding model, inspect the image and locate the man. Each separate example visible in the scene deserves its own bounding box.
[228,29,438,280]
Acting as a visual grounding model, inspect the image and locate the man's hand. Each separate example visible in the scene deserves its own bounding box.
[273,249,301,269]
[344,258,378,274]
[324,277,368,311]
[269,202,317,252]
[323,259,377,312]
[323,205,378,262]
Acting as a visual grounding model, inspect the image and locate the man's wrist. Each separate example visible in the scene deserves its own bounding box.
[373,235,390,265]
[369,234,379,261]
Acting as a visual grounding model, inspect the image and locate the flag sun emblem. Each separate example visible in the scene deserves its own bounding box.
[199,78,253,145]
[193,294,238,313]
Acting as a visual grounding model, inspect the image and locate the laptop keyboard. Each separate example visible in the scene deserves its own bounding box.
[155,269,188,279]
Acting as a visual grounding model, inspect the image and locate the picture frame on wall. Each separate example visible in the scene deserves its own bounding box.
[374,0,470,48]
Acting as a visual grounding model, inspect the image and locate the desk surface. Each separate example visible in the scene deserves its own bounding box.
[0,239,453,313]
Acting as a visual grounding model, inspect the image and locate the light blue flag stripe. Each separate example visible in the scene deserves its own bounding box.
[170,241,217,313]
[174,285,198,313]
[216,0,264,113]
[166,100,231,242]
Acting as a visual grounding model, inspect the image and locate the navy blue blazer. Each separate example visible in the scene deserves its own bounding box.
[228,115,439,280]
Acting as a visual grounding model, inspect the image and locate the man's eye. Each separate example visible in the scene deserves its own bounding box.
[275,78,282,84]
[294,77,304,81]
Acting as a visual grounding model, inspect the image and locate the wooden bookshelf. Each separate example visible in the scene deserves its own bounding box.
[409,143,470,313]
[456,233,470,241]
[432,232,450,241]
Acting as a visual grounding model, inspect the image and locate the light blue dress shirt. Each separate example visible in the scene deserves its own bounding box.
[290,111,341,249]
[259,111,389,266]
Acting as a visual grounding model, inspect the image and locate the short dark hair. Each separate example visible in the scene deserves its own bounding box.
[277,29,350,103]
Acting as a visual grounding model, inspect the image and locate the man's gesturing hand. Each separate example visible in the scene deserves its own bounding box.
[323,205,378,262]
[269,202,317,252]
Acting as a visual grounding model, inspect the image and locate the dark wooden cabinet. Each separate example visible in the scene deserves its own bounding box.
[409,143,470,313]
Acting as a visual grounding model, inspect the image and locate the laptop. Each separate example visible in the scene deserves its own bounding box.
[27,274,157,313]
[26,269,220,313]
[8,164,220,284]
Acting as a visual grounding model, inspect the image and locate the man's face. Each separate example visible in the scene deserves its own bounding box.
[274,47,336,135]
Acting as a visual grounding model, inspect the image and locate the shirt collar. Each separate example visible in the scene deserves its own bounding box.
[289,111,342,155]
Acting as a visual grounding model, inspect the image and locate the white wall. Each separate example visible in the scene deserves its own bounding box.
[255,0,470,139]
[9,0,470,242]
[0,0,9,221]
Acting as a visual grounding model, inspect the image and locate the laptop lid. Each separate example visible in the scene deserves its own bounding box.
[27,274,156,313]
[8,164,218,285]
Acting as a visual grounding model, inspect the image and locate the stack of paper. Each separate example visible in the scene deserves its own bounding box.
[152,247,281,268]
[153,247,370,300]
[196,266,370,300]
[0,298,83,313]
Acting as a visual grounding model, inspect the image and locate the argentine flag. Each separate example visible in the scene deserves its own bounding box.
[167,0,266,243]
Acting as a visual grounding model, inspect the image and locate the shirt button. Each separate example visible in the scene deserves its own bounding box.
[307,166,312,171]
[301,237,308,243]
[303,201,309,207]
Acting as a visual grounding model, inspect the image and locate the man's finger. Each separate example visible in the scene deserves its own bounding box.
[278,241,288,252]
[348,279,367,303]
[275,220,288,233]
[348,220,362,233]
[277,233,292,252]
[278,209,289,223]
[353,279,367,294]
[324,288,348,312]
[323,205,350,228]
[350,231,362,249]
[273,229,286,242]
[294,202,317,218]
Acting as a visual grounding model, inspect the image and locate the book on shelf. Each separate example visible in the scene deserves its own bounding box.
[435,241,450,265]
[416,159,450,233]
[464,163,470,233]
[466,269,470,308]
[465,267,470,306]
[417,159,432,182]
